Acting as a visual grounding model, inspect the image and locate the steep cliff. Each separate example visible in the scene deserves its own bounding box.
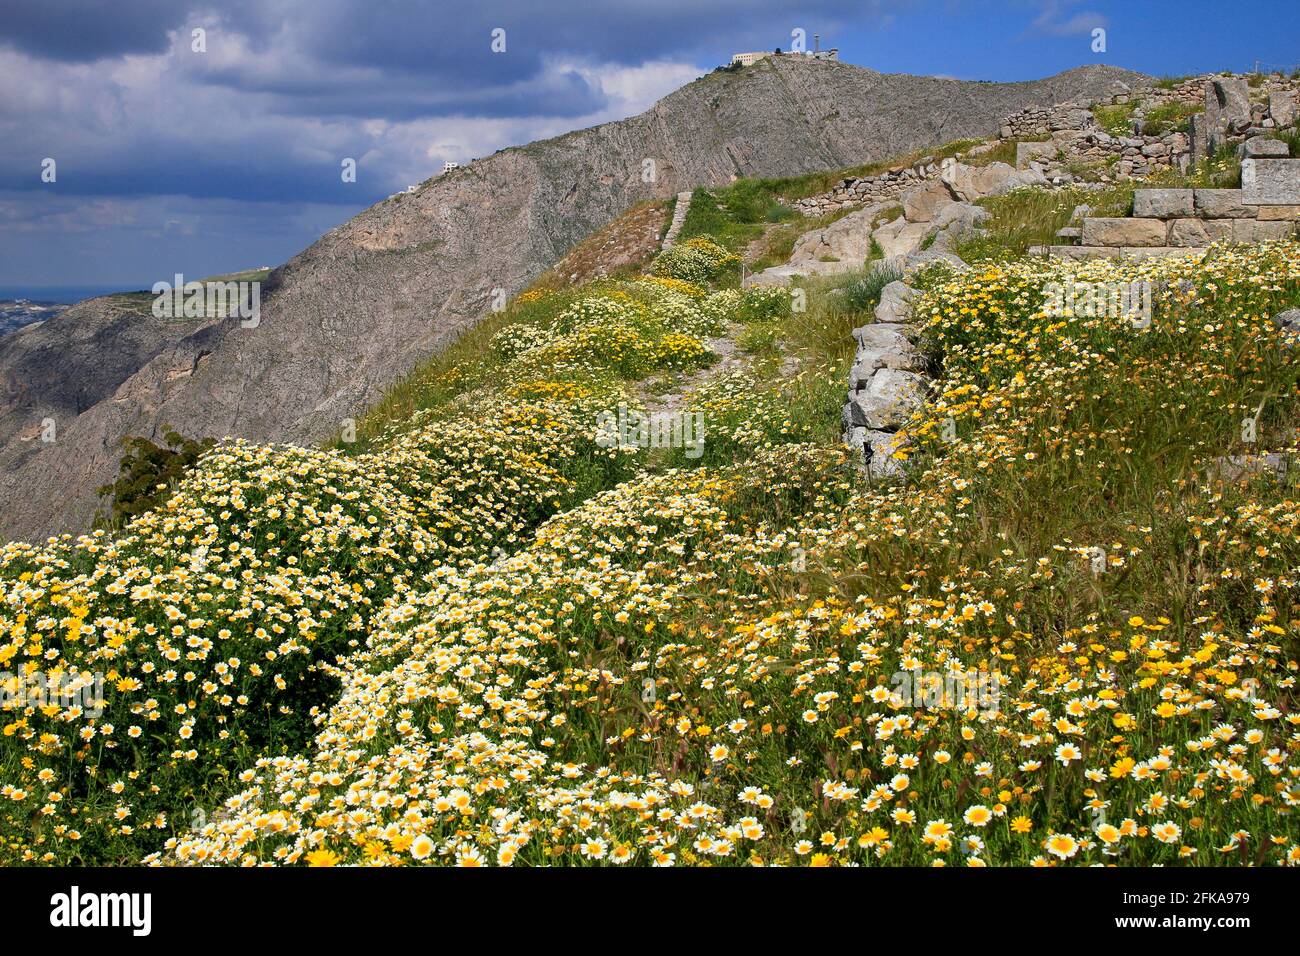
[0,57,1146,540]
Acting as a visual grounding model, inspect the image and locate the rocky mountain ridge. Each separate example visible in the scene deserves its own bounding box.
[0,57,1146,541]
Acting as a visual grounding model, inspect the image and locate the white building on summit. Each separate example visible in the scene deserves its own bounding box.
[731,35,838,66]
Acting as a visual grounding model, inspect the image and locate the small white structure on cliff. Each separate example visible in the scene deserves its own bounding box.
[731,35,838,67]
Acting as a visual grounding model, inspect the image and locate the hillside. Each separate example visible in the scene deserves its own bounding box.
[0,58,1145,542]
[3,204,1298,865]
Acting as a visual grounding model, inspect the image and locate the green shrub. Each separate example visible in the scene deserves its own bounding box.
[97,430,216,526]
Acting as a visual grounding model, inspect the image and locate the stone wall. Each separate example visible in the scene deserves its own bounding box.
[787,157,943,216]
[999,101,1098,139]
[1043,156,1300,261]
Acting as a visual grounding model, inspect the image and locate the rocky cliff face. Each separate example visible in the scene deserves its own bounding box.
[0,58,1146,541]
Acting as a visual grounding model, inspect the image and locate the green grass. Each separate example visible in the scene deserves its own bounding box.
[1139,101,1201,136]
[1093,102,1137,136]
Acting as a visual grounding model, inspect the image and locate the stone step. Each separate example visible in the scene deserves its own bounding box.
[661,191,694,250]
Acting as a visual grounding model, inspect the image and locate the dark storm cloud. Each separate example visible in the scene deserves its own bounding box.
[0,0,189,61]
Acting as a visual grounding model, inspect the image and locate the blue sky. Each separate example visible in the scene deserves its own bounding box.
[2,0,1298,293]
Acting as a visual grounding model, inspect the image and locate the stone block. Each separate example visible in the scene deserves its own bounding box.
[1239,137,1290,159]
[1119,246,1208,260]
[1049,245,1119,260]
[1257,205,1300,221]
[1015,140,1057,169]
[1194,188,1257,218]
[1241,158,1300,205]
[1133,188,1194,218]
[1269,91,1296,128]
[1081,217,1167,247]
[1231,219,1296,242]
[1168,218,1231,246]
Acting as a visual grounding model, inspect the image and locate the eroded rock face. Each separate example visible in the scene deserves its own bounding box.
[0,58,1147,541]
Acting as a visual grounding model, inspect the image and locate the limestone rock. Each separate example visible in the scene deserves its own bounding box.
[940,161,1046,202]
[1167,218,1231,246]
[874,281,917,324]
[1274,308,1300,333]
[847,368,927,430]
[1269,91,1296,129]
[1208,453,1290,483]
[1239,137,1290,159]
[1015,140,1057,169]
[1231,219,1296,243]
[903,248,969,273]
[1205,77,1252,150]
[1080,217,1166,247]
[1257,205,1300,221]
[900,181,955,223]
[845,426,909,479]
[872,217,933,260]
[790,201,894,265]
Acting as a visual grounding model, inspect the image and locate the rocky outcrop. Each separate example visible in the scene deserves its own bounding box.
[0,59,1147,541]
[843,276,939,478]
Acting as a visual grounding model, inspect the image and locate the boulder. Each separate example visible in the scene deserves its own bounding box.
[1015,140,1057,169]
[1274,308,1300,333]
[872,217,933,260]
[940,161,1044,201]
[1269,91,1296,129]
[931,201,990,234]
[874,281,917,324]
[848,339,926,387]
[1080,217,1166,247]
[903,248,969,273]
[1188,113,1209,162]
[1205,77,1252,148]
[846,368,927,430]
[789,201,894,265]
[900,181,955,223]
[852,322,911,349]
[1194,188,1257,219]
[1132,188,1194,218]
[1208,453,1290,483]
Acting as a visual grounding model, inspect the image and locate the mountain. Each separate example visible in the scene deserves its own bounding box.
[0,57,1146,541]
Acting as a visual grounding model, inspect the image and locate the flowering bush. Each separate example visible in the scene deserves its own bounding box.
[650,236,741,285]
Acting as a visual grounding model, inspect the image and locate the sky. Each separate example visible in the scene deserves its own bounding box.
[2,0,1299,294]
